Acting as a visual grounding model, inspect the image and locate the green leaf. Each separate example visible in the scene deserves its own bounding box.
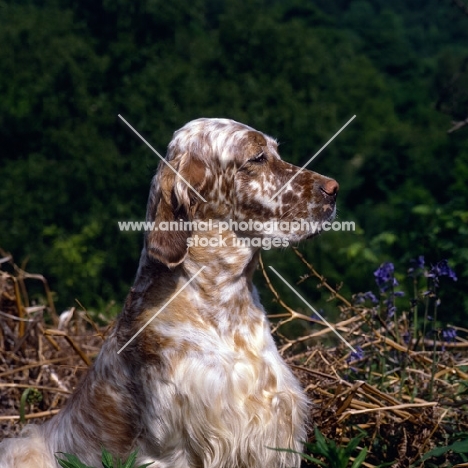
[450,439,468,453]
[313,426,330,455]
[370,231,398,247]
[121,450,137,468]
[300,455,328,466]
[421,438,468,461]
[350,448,368,468]
[344,435,364,456]
[101,447,114,468]
[55,452,94,468]
[411,204,433,216]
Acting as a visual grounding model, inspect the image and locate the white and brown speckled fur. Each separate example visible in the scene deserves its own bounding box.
[0,118,339,468]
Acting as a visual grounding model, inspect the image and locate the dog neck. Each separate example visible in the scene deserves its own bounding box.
[123,228,264,331]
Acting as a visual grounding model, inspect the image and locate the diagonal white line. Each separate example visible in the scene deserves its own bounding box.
[268,266,356,353]
[269,115,356,202]
[117,266,206,354]
[118,114,207,203]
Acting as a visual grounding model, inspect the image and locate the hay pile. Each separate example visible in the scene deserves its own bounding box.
[263,250,468,467]
[1,248,468,467]
[0,250,107,439]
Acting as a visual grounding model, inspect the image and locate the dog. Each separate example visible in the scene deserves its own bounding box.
[0,118,338,468]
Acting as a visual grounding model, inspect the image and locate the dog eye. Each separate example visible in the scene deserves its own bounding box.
[249,152,267,164]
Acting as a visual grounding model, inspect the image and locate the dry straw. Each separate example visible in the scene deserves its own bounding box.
[1,247,468,466]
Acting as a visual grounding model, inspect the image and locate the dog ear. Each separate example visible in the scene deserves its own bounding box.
[145,153,206,268]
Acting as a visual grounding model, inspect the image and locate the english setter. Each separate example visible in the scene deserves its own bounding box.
[0,118,339,468]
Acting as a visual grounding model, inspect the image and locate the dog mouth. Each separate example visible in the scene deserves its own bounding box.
[303,205,337,239]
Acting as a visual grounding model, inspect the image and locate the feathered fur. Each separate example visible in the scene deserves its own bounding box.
[0,118,339,468]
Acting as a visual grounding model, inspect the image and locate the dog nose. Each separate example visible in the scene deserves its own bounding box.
[320,179,339,198]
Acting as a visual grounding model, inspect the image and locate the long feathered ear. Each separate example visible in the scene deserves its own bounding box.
[145,152,207,268]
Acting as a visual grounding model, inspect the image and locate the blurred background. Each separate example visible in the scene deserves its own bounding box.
[1,0,467,323]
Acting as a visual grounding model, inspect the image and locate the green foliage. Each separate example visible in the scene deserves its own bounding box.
[304,426,369,468]
[55,448,153,468]
[266,254,465,466]
[56,453,94,468]
[42,221,106,290]
[19,387,42,424]
[271,426,369,468]
[416,437,468,466]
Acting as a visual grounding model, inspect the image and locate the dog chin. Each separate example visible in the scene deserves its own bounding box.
[303,214,337,240]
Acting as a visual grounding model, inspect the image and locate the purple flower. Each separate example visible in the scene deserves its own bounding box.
[387,305,397,318]
[442,328,457,343]
[364,291,379,304]
[383,299,397,318]
[408,256,425,277]
[427,260,458,282]
[374,262,395,292]
[354,291,379,305]
[435,260,457,281]
[363,291,378,304]
[354,296,365,305]
[373,262,406,321]
[402,331,411,344]
[348,346,364,362]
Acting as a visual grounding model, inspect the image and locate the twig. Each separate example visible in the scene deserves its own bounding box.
[346,402,437,415]
[0,357,71,378]
[448,117,468,133]
[292,247,352,307]
[0,409,60,421]
[259,254,311,321]
[0,383,71,394]
[43,329,92,366]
